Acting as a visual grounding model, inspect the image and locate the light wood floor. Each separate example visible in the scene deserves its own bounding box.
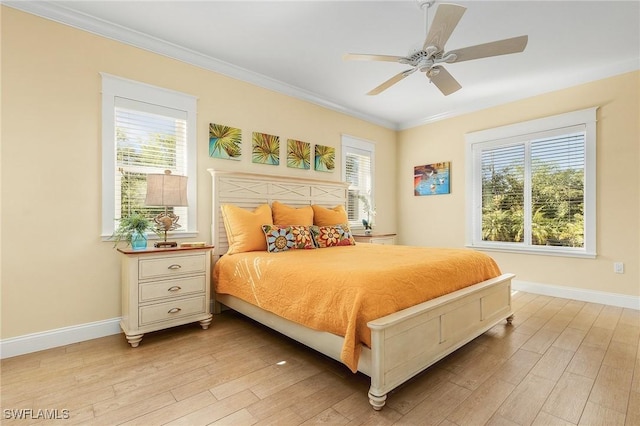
[1,291,639,425]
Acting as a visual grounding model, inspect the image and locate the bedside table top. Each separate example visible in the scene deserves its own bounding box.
[352,233,397,238]
[117,245,214,255]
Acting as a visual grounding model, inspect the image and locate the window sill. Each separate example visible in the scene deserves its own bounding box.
[101,231,199,243]
[466,243,596,259]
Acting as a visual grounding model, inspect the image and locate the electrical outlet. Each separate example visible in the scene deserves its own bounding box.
[614,262,624,274]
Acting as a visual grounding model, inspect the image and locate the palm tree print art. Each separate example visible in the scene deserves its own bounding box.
[287,139,310,169]
[209,123,241,160]
[252,132,280,165]
[314,144,335,172]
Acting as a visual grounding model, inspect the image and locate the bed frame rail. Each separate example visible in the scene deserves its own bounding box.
[215,274,514,411]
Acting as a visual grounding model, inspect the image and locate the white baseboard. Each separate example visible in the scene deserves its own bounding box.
[2,282,638,359]
[513,280,640,310]
[0,318,122,359]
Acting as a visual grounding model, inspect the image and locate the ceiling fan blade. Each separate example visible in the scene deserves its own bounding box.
[423,4,466,51]
[448,35,529,63]
[428,66,462,96]
[343,53,405,63]
[367,69,415,95]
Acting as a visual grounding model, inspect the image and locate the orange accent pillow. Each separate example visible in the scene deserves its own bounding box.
[272,201,314,226]
[221,204,273,254]
[311,204,348,226]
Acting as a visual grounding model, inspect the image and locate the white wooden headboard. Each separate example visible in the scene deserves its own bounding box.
[208,169,349,257]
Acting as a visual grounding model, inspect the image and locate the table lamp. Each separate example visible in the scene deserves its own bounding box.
[145,170,188,247]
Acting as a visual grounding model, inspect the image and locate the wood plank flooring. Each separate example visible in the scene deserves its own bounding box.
[1,291,638,425]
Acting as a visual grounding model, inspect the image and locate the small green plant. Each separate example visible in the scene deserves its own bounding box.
[111,212,159,247]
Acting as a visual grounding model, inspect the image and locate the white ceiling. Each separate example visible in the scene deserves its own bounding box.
[9,1,640,129]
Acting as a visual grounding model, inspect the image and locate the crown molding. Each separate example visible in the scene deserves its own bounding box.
[6,2,638,132]
[4,1,399,130]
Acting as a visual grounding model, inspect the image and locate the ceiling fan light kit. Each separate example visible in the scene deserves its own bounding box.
[344,0,528,96]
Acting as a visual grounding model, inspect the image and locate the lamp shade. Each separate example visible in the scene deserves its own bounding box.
[145,170,188,207]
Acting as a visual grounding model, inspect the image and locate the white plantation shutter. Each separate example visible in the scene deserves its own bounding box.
[342,136,375,228]
[466,108,596,257]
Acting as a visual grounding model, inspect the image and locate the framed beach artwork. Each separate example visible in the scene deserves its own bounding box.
[209,123,242,160]
[252,132,280,165]
[314,144,335,172]
[414,162,451,196]
[287,139,311,170]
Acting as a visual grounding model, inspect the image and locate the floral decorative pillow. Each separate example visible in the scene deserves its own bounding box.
[261,225,316,252]
[310,224,356,248]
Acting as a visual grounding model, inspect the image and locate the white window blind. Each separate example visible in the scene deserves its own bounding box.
[114,98,188,227]
[466,108,596,258]
[342,136,375,228]
[481,144,525,243]
[480,129,585,247]
[101,73,197,239]
[530,132,586,247]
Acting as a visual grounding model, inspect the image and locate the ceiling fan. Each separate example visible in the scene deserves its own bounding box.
[343,0,528,96]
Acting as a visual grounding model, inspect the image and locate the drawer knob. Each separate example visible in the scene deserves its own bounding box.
[167,307,182,314]
[168,286,182,292]
[167,264,182,270]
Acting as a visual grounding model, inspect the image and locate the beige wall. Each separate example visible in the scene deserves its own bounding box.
[0,8,397,338]
[398,71,640,298]
[2,6,637,342]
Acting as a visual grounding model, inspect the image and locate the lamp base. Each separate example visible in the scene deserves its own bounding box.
[154,241,178,248]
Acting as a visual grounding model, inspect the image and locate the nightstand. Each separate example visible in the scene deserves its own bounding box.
[117,245,214,347]
[352,233,397,245]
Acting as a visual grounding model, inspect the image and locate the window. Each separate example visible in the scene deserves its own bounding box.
[465,108,596,258]
[101,74,197,239]
[342,135,375,229]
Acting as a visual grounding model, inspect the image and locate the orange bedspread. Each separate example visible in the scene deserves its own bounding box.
[213,244,501,372]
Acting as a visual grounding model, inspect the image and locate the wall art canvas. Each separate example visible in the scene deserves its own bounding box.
[209,123,241,160]
[314,144,335,172]
[414,162,451,196]
[287,139,311,169]
[252,132,280,165]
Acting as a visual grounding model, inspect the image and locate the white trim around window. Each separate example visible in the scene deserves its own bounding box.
[101,73,198,240]
[341,134,376,230]
[465,107,597,258]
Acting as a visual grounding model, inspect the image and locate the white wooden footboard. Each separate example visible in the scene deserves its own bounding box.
[367,273,514,409]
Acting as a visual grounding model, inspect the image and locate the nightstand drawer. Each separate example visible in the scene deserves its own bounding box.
[370,237,395,245]
[353,234,396,245]
[139,276,206,302]
[139,295,207,326]
[139,254,206,280]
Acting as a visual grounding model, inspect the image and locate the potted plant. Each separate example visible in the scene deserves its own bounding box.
[111,212,158,250]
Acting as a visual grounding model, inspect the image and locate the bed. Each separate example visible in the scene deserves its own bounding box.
[208,169,514,410]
